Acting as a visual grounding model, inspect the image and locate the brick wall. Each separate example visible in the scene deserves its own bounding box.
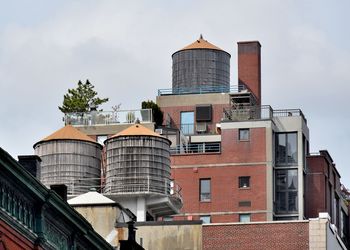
[172,127,266,166]
[203,222,309,250]
[171,164,267,222]
[171,127,268,223]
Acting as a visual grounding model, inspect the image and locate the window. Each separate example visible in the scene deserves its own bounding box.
[239,214,251,222]
[275,133,297,165]
[239,176,250,188]
[275,169,298,214]
[200,179,211,201]
[200,215,211,224]
[180,111,194,135]
[96,135,107,145]
[239,129,250,141]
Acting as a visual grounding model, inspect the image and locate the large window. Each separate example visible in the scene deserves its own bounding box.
[275,133,297,165]
[180,111,194,135]
[275,169,298,214]
[200,179,211,202]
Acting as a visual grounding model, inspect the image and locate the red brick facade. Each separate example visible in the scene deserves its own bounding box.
[202,222,309,250]
[306,151,342,227]
[171,127,268,223]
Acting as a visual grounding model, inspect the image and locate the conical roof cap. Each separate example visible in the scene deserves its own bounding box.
[177,34,225,52]
[34,125,99,147]
[109,124,162,139]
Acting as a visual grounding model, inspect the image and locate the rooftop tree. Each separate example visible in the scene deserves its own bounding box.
[59,80,109,113]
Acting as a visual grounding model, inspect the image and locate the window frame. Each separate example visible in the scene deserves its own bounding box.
[199,178,211,202]
[274,169,298,214]
[238,176,250,189]
[238,128,250,141]
[180,111,195,135]
[275,132,298,166]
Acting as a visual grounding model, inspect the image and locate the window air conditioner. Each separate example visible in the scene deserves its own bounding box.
[196,123,207,132]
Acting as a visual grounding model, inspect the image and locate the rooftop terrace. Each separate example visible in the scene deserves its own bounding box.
[64,109,152,126]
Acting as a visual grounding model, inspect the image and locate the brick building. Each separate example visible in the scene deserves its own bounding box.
[306,150,349,245]
[52,35,350,248]
[157,36,309,222]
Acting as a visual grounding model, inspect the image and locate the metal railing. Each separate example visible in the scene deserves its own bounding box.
[273,109,307,123]
[64,109,152,126]
[158,85,247,96]
[223,105,307,124]
[170,142,221,155]
[104,176,182,201]
[223,105,272,121]
[54,176,182,202]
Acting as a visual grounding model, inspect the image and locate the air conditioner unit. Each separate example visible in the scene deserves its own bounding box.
[196,123,207,132]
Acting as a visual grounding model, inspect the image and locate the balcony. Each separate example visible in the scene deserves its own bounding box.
[223,105,307,124]
[158,85,247,96]
[64,109,152,126]
[170,142,221,155]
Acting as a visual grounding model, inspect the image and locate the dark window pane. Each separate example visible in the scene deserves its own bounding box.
[287,133,297,163]
[288,191,298,212]
[276,134,286,163]
[239,176,250,188]
[276,192,286,212]
[276,172,287,191]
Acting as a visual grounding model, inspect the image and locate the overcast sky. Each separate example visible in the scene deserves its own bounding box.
[0,0,349,186]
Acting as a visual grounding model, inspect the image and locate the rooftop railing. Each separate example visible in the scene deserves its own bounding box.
[170,142,221,155]
[58,176,182,202]
[223,105,307,124]
[158,85,247,96]
[64,109,152,126]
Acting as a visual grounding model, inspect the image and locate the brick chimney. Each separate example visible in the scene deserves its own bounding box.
[237,41,261,105]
